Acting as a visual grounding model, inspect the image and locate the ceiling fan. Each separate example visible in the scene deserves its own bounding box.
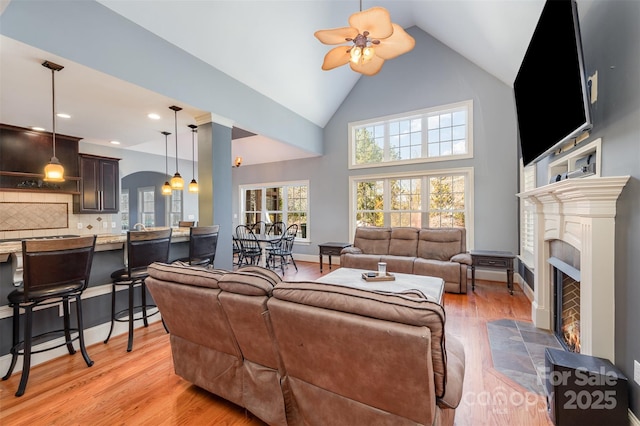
[314,5,415,76]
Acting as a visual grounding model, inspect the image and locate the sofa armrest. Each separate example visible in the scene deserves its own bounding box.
[450,252,472,265]
[341,246,362,255]
[437,333,466,409]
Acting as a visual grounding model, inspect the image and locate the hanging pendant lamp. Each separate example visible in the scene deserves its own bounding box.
[187,124,198,193]
[42,61,65,182]
[161,131,172,195]
[169,106,184,190]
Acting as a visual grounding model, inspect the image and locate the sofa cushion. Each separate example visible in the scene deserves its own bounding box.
[272,280,448,398]
[353,227,391,255]
[380,255,415,274]
[413,258,461,284]
[218,267,282,296]
[341,253,382,271]
[148,262,226,289]
[388,227,419,257]
[418,228,464,261]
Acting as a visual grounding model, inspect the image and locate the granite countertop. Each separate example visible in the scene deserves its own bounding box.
[0,227,191,256]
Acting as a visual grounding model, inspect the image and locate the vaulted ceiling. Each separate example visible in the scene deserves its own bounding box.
[1,0,580,165]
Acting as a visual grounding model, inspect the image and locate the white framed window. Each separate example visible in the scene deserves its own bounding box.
[120,189,129,231]
[348,100,473,169]
[520,162,536,267]
[138,186,155,228]
[167,189,183,227]
[240,180,310,242]
[349,168,474,248]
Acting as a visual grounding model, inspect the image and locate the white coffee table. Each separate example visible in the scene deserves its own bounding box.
[317,267,444,304]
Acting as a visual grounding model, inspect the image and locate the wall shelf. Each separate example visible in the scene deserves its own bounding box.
[548,138,601,183]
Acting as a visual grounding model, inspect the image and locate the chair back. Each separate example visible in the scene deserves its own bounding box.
[251,221,267,234]
[268,221,285,236]
[235,225,260,250]
[188,225,220,266]
[285,223,298,240]
[22,235,97,300]
[178,221,195,228]
[127,229,172,274]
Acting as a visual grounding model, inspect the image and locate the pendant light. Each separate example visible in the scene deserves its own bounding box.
[169,105,184,190]
[42,60,65,182]
[187,124,198,193]
[161,131,172,195]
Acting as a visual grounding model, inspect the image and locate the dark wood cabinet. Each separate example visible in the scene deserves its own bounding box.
[74,154,120,213]
[0,123,81,193]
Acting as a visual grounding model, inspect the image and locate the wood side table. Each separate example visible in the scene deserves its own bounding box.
[318,242,352,272]
[470,250,516,295]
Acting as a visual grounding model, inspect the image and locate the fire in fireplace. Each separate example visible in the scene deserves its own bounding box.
[554,267,581,352]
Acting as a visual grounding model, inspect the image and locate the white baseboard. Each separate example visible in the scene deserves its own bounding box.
[0,311,162,376]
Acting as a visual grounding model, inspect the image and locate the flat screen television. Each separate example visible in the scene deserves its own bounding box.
[514,0,592,166]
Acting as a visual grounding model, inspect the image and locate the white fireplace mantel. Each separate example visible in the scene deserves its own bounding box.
[517,175,629,361]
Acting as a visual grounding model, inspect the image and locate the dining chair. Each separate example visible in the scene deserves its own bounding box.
[178,221,196,228]
[235,225,262,266]
[177,225,219,267]
[251,220,267,235]
[3,235,97,397]
[267,221,285,236]
[266,224,298,274]
[104,228,172,352]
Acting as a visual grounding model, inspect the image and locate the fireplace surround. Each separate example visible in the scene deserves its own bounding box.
[518,176,629,361]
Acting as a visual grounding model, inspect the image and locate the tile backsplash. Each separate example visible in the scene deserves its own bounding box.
[0,191,116,240]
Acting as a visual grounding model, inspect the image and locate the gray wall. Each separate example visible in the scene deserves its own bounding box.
[234,26,520,257]
[530,0,640,416]
[79,142,199,227]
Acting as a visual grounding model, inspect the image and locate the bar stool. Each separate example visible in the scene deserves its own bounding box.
[104,229,172,352]
[176,225,219,267]
[2,235,97,397]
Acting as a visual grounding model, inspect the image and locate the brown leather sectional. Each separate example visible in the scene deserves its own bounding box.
[341,227,472,293]
[146,262,466,426]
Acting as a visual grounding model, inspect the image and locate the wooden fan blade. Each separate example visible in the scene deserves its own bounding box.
[314,27,358,45]
[349,6,393,39]
[350,55,385,76]
[321,46,352,70]
[375,24,416,60]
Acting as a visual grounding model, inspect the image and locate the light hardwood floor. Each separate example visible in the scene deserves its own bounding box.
[0,261,553,425]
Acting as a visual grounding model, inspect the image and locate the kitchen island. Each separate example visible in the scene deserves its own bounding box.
[0,228,191,366]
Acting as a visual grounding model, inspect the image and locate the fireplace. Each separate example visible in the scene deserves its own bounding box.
[549,240,581,352]
[553,268,580,352]
[518,176,629,361]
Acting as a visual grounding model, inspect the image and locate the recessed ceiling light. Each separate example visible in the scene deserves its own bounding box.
[31,126,45,131]
[148,113,161,120]
[110,140,121,145]
[56,113,71,119]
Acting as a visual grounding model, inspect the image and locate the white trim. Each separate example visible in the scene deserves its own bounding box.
[238,180,310,243]
[348,100,474,169]
[348,167,474,249]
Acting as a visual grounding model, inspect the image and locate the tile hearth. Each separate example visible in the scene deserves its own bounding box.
[487,319,562,395]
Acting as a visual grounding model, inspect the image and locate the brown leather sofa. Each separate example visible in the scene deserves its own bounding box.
[146,262,466,426]
[340,227,472,293]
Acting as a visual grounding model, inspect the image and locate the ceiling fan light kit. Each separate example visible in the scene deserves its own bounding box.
[315,5,415,76]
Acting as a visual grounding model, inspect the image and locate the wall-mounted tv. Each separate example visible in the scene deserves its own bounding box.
[514,0,592,166]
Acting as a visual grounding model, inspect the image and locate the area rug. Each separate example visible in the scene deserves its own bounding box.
[487,319,563,395]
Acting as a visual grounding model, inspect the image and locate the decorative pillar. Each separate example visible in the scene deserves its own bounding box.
[197,115,233,270]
